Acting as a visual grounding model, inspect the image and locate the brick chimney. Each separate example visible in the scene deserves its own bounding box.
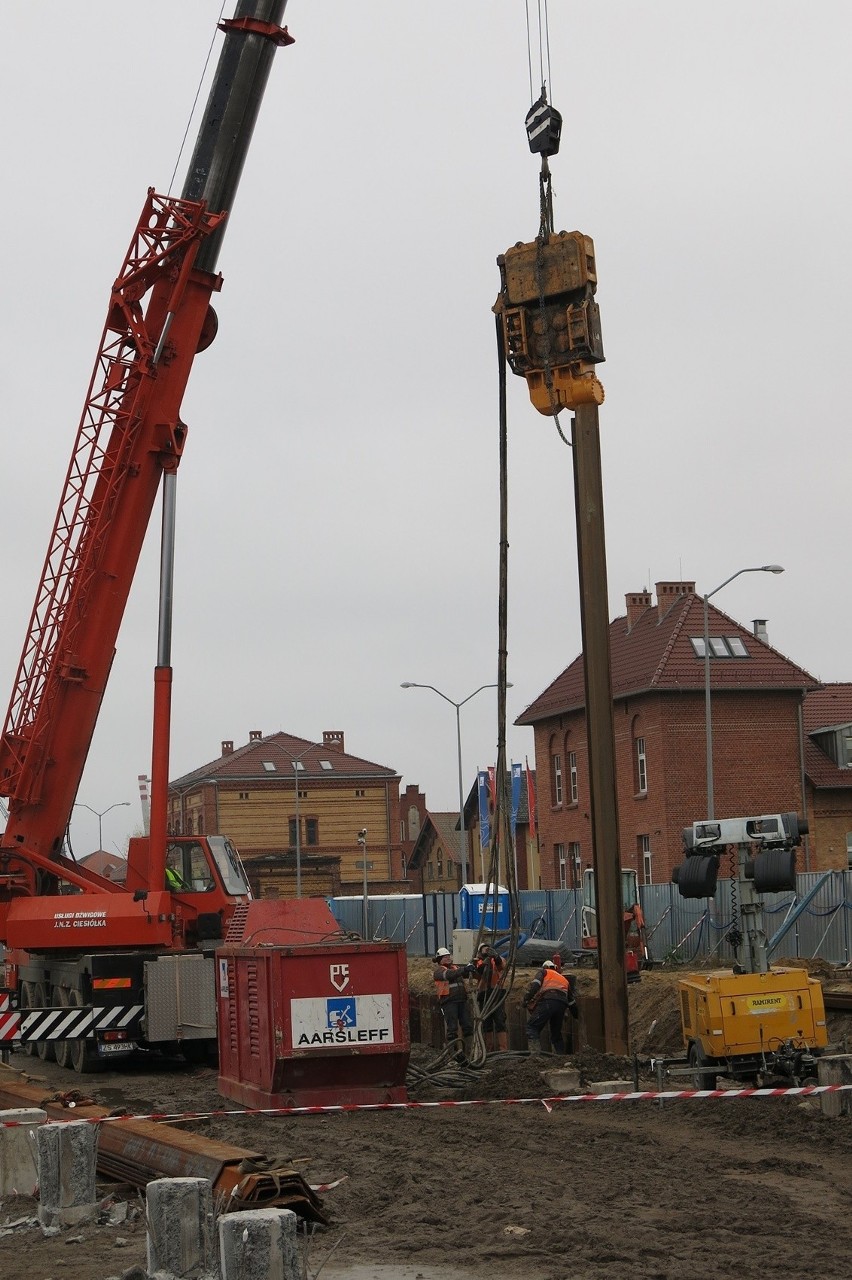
[323,730,345,752]
[221,739,234,755]
[249,730,262,741]
[655,580,696,620]
[625,590,652,632]
[752,619,769,644]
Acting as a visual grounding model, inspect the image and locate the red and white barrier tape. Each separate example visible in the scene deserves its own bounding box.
[1,1083,851,1126]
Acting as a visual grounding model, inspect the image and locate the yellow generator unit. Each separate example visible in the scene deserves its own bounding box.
[679,966,828,1087]
[673,813,828,1088]
[495,230,605,416]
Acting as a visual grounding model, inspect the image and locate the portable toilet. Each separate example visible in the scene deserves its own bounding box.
[458,884,511,931]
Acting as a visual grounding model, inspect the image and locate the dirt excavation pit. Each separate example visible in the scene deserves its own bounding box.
[1,962,851,1280]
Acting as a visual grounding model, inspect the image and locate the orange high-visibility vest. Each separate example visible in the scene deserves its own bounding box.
[434,964,465,1001]
[540,968,570,996]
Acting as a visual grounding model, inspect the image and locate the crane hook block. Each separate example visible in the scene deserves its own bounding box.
[495,231,605,417]
[526,95,562,157]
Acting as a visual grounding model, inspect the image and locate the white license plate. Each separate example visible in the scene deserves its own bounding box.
[98,1041,136,1055]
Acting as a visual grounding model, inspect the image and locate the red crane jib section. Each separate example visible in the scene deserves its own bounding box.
[0,190,224,901]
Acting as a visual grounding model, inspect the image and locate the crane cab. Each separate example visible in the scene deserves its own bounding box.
[125,833,251,945]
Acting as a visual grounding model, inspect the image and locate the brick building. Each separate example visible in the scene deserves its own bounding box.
[408,812,463,892]
[408,771,539,892]
[397,783,429,881]
[168,730,413,898]
[515,581,848,886]
[803,684,852,869]
[461,770,539,889]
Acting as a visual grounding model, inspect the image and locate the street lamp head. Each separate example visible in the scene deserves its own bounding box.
[400,682,416,688]
[762,564,785,574]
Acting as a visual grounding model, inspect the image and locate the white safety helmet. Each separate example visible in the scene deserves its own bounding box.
[436,947,451,958]
[542,960,556,969]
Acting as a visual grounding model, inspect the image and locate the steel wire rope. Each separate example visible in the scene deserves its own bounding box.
[462,314,525,1070]
[524,0,568,442]
[167,2,229,197]
[524,1,553,104]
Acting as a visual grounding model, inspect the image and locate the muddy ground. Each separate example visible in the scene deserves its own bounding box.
[1,960,851,1280]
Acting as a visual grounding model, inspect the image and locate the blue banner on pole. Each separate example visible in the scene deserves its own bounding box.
[477,769,491,849]
[511,761,522,840]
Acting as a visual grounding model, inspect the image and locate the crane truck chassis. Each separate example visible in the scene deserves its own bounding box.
[668,813,828,1088]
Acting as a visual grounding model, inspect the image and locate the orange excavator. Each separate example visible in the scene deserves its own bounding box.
[580,868,648,981]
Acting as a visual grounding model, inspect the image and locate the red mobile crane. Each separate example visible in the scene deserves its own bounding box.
[0,2,293,1070]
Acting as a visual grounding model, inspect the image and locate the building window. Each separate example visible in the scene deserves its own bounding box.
[568,751,578,803]
[262,761,276,772]
[401,854,408,879]
[846,833,852,868]
[556,843,567,889]
[813,725,852,769]
[690,636,750,658]
[426,861,434,880]
[305,818,319,846]
[355,788,365,798]
[639,835,652,884]
[552,754,563,806]
[636,737,647,795]
[437,851,444,879]
[288,817,298,847]
[239,791,249,800]
[569,842,581,888]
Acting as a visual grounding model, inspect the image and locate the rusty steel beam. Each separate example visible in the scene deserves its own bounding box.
[0,1073,253,1196]
[571,402,629,1055]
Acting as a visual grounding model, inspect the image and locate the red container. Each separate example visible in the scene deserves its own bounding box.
[217,900,410,1109]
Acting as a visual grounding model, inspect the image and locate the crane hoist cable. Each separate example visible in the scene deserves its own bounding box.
[168,2,232,196]
[469,18,571,1066]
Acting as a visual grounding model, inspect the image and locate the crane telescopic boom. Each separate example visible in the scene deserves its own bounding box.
[0,2,289,914]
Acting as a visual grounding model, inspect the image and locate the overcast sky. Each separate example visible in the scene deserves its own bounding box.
[1,2,849,860]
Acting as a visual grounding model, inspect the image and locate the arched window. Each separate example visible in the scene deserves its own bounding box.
[632,717,648,795]
[550,735,563,806]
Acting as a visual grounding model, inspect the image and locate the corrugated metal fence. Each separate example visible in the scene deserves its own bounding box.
[330,871,852,964]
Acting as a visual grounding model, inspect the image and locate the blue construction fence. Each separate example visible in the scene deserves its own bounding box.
[329,870,852,965]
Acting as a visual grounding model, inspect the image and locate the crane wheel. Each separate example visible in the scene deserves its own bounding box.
[34,983,55,1062]
[67,987,99,1075]
[19,982,37,1057]
[53,987,72,1070]
[688,1043,717,1091]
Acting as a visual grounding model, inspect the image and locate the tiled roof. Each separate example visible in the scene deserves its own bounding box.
[170,731,399,789]
[803,683,852,733]
[517,592,818,724]
[431,812,463,848]
[803,737,852,791]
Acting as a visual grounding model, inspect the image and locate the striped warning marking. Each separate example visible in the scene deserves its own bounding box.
[1,1082,850,1126]
[0,1005,143,1043]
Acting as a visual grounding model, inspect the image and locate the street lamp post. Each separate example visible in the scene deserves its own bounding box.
[357,829,368,937]
[75,801,130,852]
[703,564,784,819]
[283,743,320,899]
[400,681,511,885]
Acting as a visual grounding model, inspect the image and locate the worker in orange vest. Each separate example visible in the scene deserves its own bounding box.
[433,947,475,1061]
[473,942,508,1052]
[522,959,578,1055]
